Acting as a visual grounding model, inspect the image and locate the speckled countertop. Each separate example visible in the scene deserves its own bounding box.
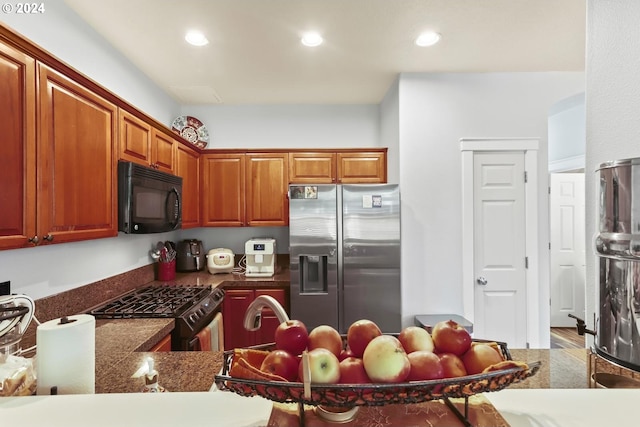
[26,260,590,394]
[93,267,291,394]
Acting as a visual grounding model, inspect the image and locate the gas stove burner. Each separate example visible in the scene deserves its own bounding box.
[90,285,225,351]
[90,285,220,319]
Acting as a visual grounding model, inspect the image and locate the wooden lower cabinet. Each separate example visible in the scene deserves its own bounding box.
[222,288,288,350]
[150,334,172,352]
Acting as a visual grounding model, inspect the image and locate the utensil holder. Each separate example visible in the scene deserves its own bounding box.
[157,260,176,281]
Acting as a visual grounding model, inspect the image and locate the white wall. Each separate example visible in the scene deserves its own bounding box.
[584,0,640,345]
[180,104,379,150]
[548,93,585,171]
[397,72,585,338]
[379,77,401,184]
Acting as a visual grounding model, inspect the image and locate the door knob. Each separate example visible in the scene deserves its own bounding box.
[476,276,488,286]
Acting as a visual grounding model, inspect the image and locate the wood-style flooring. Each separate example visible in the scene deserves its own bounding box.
[550,327,585,349]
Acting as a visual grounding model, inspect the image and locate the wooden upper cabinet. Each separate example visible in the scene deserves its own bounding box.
[288,152,336,183]
[246,152,289,226]
[201,151,288,227]
[201,153,246,227]
[119,109,175,172]
[337,151,387,183]
[151,129,176,173]
[0,40,36,249]
[118,109,151,165]
[38,64,118,244]
[175,143,200,228]
[289,150,387,184]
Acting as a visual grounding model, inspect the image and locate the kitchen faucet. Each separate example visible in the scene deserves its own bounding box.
[243,295,289,331]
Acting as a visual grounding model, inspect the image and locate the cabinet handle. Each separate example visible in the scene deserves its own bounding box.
[43,234,54,242]
[28,235,39,245]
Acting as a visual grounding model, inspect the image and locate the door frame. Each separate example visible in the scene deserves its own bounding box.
[460,137,541,347]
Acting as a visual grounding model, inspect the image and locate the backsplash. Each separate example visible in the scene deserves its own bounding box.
[21,264,155,349]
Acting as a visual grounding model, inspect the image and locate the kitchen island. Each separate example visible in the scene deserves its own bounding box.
[1,388,637,426]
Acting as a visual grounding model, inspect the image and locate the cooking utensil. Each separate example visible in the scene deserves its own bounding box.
[150,241,165,261]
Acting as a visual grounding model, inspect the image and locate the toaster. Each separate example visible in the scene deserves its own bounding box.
[206,248,235,274]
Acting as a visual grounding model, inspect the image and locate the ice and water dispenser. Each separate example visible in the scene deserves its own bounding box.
[299,255,329,293]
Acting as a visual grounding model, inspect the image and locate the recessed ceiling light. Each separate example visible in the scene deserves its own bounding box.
[415,31,441,47]
[301,32,323,47]
[185,30,209,46]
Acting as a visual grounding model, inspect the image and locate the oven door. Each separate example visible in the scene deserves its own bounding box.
[184,312,224,351]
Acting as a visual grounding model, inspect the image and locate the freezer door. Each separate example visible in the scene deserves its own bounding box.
[342,184,401,333]
[289,185,339,330]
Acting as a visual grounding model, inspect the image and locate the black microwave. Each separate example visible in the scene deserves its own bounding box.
[118,161,182,234]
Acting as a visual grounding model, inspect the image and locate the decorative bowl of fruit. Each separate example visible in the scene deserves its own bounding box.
[214,319,541,424]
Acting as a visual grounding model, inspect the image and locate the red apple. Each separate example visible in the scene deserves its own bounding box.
[260,349,299,382]
[347,319,382,358]
[438,353,468,378]
[398,326,435,353]
[462,343,504,375]
[339,357,371,384]
[308,325,343,357]
[275,319,309,356]
[431,320,472,356]
[338,348,355,361]
[406,350,445,381]
[362,335,410,383]
[298,348,341,384]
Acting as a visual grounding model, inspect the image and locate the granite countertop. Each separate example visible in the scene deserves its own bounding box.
[28,262,590,394]
[93,311,589,393]
[94,268,291,394]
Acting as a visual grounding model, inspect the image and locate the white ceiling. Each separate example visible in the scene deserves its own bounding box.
[64,0,586,105]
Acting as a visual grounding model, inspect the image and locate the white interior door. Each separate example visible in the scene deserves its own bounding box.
[549,173,586,327]
[473,151,528,348]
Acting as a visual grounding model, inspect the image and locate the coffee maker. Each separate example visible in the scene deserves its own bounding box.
[245,238,276,277]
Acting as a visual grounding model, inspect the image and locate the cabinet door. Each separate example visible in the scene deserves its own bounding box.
[337,151,387,183]
[175,143,200,228]
[288,152,336,183]
[254,289,289,346]
[118,109,152,166]
[222,289,255,350]
[150,334,172,352]
[37,64,118,244]
[0,41,36,249]
[151,129,175,173]
[246,153,289,226]
[201,153,245,227]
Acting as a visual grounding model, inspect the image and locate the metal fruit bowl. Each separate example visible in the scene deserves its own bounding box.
[214,339,541,408]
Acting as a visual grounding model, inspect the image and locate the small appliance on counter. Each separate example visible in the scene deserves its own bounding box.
[0,294,34,360]
[206,248,235,274]
[176,239,205,272]
[245,238,276,277]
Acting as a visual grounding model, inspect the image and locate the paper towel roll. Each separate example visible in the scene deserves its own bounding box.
[36,314,95,395]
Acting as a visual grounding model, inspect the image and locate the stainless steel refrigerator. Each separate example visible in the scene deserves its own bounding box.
[289,184,401,334]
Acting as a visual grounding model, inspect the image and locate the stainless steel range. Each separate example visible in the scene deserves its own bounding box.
[90,285,225,351]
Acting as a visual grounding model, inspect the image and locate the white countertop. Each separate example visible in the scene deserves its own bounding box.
[0,388,635,427]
